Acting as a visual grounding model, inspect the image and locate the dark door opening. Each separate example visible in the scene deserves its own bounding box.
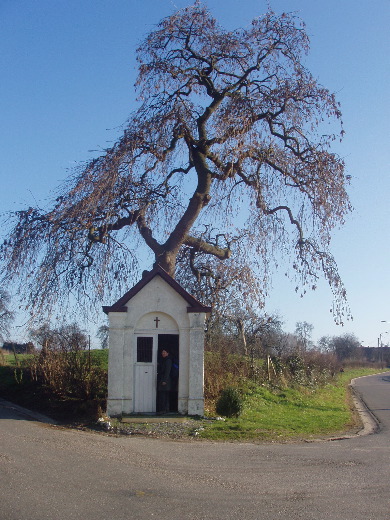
[157,334,179,413]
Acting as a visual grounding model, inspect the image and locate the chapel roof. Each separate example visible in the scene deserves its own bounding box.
[102,264,212,314]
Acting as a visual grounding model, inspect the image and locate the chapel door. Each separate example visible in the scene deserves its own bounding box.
[158,334,179,413]
[134,336,157,413]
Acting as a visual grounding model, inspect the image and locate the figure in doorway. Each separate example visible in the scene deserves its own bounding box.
[157,349,172,414]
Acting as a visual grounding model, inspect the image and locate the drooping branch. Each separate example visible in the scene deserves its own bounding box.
[87,210,142,244]
[264,205,305,244]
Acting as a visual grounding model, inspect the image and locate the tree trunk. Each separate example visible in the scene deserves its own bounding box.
[155,250,177,277]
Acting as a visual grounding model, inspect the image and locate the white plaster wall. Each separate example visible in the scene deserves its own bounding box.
[124,276,191,330]
[135,311,178,332]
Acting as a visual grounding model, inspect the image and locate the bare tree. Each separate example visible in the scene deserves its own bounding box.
[295,321,314,351]
[0,4,351,321]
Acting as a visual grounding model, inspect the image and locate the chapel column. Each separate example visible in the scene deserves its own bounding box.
[106,312,127,416]
[187,311,206,416]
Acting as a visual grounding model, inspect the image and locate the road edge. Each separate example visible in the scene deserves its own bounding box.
[349,377,381,436]
[0,397,58,425]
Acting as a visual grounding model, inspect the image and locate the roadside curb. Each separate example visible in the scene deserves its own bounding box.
[349,379,380,436]
[0,398,58,425]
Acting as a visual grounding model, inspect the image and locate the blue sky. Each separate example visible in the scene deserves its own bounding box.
[1,0,389,346]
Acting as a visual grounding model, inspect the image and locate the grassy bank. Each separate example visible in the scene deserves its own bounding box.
[198,368,382,441]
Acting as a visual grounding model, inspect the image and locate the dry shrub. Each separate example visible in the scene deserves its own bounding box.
[204,334,253,411]
[28,347,107,401]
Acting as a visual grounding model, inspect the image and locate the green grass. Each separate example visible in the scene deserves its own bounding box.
[1,349,108,368]
[89,349,109,369]
[199,368,385,441]
[0,352,32,367]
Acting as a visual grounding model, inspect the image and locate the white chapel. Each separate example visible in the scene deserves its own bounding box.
[103,265,211,417]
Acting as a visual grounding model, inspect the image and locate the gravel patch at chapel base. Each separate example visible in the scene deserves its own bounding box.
[96,416,213,439]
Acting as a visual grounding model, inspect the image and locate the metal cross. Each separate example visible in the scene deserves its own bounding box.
[154,317,160,328]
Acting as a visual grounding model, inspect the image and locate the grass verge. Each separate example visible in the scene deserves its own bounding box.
[197,368,385,441]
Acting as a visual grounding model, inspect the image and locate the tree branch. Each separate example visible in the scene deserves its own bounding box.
[183,235,231,260]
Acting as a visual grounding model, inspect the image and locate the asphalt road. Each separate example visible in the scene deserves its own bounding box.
[1,372,390,520]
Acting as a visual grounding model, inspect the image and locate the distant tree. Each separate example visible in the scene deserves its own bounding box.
[330,333,360,361]
[0,3,351,323]
[295,321,314,351]
[2,342,35,354]
[57,323,88,352]
[28,323,55,351]
[318,335,332,353]
[0,288,14,342]
[219,310,281,356]
[244,314,283,357]
[361,345,380,364]
[29,322,88,352]
[96,324,109,349]
[277,332,301,356]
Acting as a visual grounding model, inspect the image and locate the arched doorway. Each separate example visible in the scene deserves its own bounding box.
[133,311,179,414]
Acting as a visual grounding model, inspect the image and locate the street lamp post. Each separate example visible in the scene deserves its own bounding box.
[378,326,389,366]
[378,332,388,348]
